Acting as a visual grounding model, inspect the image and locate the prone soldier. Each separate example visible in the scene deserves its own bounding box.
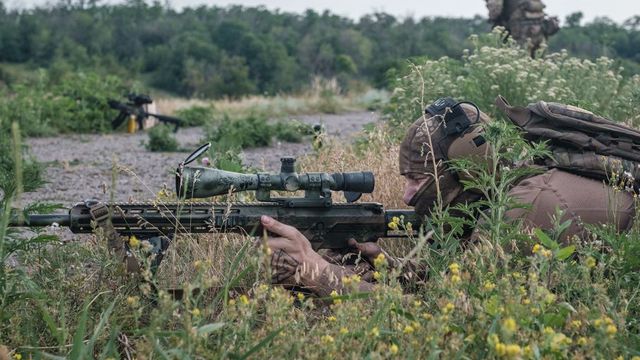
[262,98,636,296]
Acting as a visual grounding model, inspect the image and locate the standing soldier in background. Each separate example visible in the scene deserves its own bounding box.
[485,0,560,57]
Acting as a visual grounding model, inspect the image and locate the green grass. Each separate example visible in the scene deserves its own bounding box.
[2,34,640,359]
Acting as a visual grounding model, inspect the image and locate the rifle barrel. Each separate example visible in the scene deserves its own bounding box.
[10,214,71,227]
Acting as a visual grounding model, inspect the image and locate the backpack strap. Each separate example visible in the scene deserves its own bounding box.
[495,95,532,127]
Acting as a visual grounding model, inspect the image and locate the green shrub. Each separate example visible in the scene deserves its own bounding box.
[0,70,129,136]
[175,105,215,127]
[206,113,273,151]
[385,28,640,131]
[145,124,179,152]
[274,120,313,143]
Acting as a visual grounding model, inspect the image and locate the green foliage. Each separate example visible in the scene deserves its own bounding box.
[145,124,179,152]
[174,105,215,127]
[205,113,313,151]
[206,113,274,152]
[385,29,640,131]
[0,71,128,136]
[274,120,313,143]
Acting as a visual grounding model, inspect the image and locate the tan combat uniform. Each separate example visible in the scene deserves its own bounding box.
[400,103,635,243]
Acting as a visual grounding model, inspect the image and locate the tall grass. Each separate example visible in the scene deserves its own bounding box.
[2,33,640,358]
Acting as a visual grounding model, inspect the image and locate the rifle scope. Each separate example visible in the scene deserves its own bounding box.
[176,156,374,203]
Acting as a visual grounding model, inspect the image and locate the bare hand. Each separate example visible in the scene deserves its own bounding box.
[260,215,329,285]
[347,238,383,263]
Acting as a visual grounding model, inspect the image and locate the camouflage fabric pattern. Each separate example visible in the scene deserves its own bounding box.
[486,0,559,56]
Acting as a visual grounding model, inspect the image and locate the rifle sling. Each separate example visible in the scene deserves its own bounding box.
[88,202,140,273]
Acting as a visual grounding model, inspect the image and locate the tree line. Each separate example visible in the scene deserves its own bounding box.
[0,1,639,98]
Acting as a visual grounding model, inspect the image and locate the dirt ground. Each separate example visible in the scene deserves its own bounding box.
[21,111,380,206]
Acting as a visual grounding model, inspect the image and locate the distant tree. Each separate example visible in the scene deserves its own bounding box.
[565,12,583,28]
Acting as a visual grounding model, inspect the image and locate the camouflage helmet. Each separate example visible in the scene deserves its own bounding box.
[399,99,492,214]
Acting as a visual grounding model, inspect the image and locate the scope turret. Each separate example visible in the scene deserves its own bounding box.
[176,156,374,207]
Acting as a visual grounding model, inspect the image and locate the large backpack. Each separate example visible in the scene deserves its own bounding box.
[495,95,640,188]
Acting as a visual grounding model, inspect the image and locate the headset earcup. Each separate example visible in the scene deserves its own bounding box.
[447,126,493,184]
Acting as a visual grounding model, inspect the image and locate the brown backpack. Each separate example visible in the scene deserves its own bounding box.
[495,95,640,187]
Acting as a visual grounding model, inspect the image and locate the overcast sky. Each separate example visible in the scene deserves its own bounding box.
[9,0,640,24]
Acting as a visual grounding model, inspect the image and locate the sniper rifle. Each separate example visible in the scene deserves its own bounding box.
[9,144,421,267]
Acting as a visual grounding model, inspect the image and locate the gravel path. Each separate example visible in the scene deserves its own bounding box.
[21,111,380,207]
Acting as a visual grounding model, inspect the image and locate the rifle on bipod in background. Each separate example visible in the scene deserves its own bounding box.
[108,93,183,133]
[9,143,421,272]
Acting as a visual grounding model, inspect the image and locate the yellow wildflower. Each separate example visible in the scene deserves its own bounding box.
[519,286,527,295]
[529,272,538,281]
[374,253,387,268]
[13,354,22,360]
[390,343,399,355]
[373,271,381,280]
[239,295,250,305]
[585,256,597,268]
[450,274,461,284]
[541,249,553,258]
[129,235,140,248]
[532,244,542,254]
[570,320,582,328]
[422,312,433,320]
[330,290,342,305]
[339,327,349,335]
[483,281,496,291]
[190,308,201,317]
[502,317,517,333]
[370,327,380,337]
[443,302,455,314]
[126,296,139,307]
[543,327,555,335]
[544,292,556,304]
[505,344,522,358]
[297,292,305,301]
[495,342,507,356]
[403,325,415,334]
[228,299,236,306]
[577,337,588,346]
[512,272,522,280]
[606,324,617,336]
[448,262,460,275]
[522,298,531,305]
[328,316,337,322]
[550,333,571,351]
[531,307,541,315]
[388,216,401,230]
[321,335,334,344]
[524,345,533,357]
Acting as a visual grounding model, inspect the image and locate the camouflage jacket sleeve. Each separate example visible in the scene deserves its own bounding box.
[313,248,429,296]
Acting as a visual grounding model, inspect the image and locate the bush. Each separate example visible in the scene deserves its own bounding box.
[206,113,273,151]
[0,70,129,137]
[206,113,315,150]
[385,28,640,131]
[274,120,313,143]
[145,124,179,152]
[175,105,215,127]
